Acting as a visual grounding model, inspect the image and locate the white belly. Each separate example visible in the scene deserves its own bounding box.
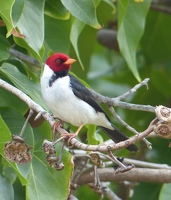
[41,66,113,129]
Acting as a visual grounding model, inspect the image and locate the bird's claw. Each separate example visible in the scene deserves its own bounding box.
[60,133,77,148]
[59,124,83,147]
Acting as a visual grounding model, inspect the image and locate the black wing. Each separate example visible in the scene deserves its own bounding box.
[69,74,138,152]
[69,74,110,122]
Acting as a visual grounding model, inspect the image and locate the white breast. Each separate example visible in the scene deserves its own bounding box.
[40,65,113,129]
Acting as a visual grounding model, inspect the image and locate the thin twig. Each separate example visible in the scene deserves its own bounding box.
[19,109,34,137]
[101,184,122,200]
[72,157,90,185]
[90,89,155,112]
[68,118,157,152]
[115,78,149,101]
[0,78,56,127]
[52,136,66,146]
[107,151,126,169]
[151,3,171,15]
[9,48,41,67]
[71,149,171,169]
[94,165,101,186]
[68,194,78,200]
[57,140,66,165]
[124,158,171,169]
[68,125,154,152]
[109,106,152,149]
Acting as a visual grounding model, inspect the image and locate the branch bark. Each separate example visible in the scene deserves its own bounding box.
[77,168,171,185]
[90,88,155,113]
[151,3,171,15]
[0,78,156,152]
[9,48,41,67]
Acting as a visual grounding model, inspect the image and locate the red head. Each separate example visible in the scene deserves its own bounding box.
[45,53,76,73]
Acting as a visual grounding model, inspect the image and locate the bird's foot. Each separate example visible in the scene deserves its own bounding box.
[60,132,78,148]
[58,133,76,148]
[60,132,76,141]
[60,124,84,147]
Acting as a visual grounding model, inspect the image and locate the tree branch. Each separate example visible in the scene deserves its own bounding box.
[77,168,171,185]
[109,106,152,149]
[65,120,155,152]
[9,48,41,68]
[115,78,149,101]
[0,78,55,127]
[151,3,171,15]
[90,89,155,113]
[0,78,156,152]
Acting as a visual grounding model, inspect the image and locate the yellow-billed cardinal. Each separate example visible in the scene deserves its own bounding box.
[40,53,138,152]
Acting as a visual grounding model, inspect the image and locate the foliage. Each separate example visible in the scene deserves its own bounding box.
[0,0,171,199]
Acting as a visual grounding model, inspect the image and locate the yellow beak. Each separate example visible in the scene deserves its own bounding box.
[64,58,76,65]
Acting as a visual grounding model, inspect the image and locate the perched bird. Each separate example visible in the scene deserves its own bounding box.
[40,53,138,152]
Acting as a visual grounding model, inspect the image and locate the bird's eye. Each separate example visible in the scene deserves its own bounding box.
[56,59,62,64]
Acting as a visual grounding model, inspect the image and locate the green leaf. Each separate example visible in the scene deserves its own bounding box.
[2,160,17,184]
[102,0,116,11]
[0,172,14,200]
[0,115,11,154]
[0,87,28,114]
[151,67,171,99]
[70,0,116,79]
[33,120,52,144]
[0,114,28,185]
[141,11,171,63]
[87,125,103,145]
[70,22,97,79]
[0,0,15,37]
[159,183,171,200]
[44,15,71,56]
[1,108,34,147]
[11,0,24,26]
[27,143,73,200]
[0,63,46,108]
[70,19,85,69]
[61,0,101,28]
[87,124,98,145]
[0,33,11,61]
[13,0,45,59]
[132,182,161,200]
[117,0,151,81]
[0,108,34,184]
[45,0,70,20]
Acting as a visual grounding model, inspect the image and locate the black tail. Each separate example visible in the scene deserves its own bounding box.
[100,125,138,152]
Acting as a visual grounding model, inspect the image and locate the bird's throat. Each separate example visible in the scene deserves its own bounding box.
[49,70,68,87]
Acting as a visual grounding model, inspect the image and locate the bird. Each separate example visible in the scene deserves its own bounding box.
[40,53,138,152]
